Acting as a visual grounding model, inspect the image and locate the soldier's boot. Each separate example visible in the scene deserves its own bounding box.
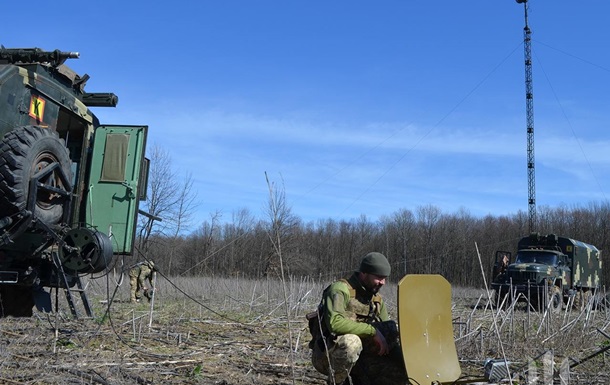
[348,362,373,385]
[327,376,354,385]
[327,368,351,385]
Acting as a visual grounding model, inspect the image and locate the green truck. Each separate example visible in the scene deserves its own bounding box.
[0,47,149,316]
[491,233,602,312]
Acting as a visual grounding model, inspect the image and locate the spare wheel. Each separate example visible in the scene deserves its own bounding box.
[0,125,72,225]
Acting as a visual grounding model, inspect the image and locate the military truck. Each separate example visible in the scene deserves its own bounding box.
[491,233,602,312]
[0,47,149,316]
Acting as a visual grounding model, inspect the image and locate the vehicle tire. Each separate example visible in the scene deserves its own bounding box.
[573,289,588,311]
[582,290,593,310]
[548,286,562,314]
[573,290,582,310]
[0,126,72,225]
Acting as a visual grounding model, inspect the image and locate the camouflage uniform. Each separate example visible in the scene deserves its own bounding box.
[311,272,408,385]
[129,261,156,303]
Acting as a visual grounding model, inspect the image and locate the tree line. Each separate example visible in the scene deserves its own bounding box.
[137,201,610,289]
[135,146,610,289]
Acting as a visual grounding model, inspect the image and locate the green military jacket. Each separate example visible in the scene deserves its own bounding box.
[321,272,389,338]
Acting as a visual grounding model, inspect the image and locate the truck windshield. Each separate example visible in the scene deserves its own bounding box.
[515,252,558,266]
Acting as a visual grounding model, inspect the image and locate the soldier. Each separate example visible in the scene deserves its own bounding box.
[129,260,157,303]
[500,254,509,273]
[309,252,408,385]
[496,253,510,280]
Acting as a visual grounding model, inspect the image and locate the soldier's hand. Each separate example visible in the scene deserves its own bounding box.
[373,328,389,356]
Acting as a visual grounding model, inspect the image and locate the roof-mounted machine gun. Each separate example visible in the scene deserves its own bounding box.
[0,47,79,66]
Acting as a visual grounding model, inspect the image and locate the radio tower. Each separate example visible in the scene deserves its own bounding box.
[517,0,536,233]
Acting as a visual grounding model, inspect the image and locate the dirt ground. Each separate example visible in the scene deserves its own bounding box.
[0,301,326,385]
[1,279,609,385]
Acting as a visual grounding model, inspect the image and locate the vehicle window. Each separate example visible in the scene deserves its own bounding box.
[515,252,557,266]
[100,133,129,182]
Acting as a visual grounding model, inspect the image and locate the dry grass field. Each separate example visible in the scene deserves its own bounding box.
[0,274,609,384]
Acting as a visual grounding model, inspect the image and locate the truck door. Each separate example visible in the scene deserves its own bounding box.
[85,125,148,254]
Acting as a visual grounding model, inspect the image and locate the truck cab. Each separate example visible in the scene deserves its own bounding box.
[508,249,570,288]
[491,233,599,312]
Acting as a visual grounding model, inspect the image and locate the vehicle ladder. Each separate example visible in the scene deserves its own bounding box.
[52,252,93,319]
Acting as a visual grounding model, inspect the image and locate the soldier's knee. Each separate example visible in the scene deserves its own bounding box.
[335,334,363,363]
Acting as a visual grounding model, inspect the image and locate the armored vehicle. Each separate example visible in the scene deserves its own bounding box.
[491,233,602,312]
[0,47,149,316]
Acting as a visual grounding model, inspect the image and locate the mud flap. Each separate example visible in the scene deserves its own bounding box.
[397,274,461,384]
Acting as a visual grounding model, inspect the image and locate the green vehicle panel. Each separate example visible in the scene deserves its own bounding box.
[0,47,149,316]
[87,125,148,255]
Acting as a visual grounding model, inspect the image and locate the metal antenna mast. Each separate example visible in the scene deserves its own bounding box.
[517,0,536,232]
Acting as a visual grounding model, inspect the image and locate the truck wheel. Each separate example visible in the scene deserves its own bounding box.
[573,290,582,310]
[581,290,593,311]
[574,290,589,311]
[0,126,72,225]
[548,286,562,314]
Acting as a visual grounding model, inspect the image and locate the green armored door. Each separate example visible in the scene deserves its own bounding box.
[86,125,148,254]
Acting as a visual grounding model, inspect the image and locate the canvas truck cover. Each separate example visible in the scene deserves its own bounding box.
[518,234,602,289]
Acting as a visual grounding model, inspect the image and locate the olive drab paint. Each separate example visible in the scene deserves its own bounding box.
[0,47,150,316]
[491,233,602,311]
[398,274,461,385]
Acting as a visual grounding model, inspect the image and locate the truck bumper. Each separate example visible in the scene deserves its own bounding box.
[491,283,547,297]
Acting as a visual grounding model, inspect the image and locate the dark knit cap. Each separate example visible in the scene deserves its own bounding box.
[358,252,391,276]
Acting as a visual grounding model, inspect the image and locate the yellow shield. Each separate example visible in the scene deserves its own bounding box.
[397,274,461,384]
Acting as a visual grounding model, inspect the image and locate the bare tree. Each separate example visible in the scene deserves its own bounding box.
[138,186,610,289]
[263,172,298,384]
[137,145,198,269]
[179,211,222,276]
[416,204,441,274]
[165,172,198,275]
[263,173,299,277]
[390,208,415,276]
[224,208,256,276]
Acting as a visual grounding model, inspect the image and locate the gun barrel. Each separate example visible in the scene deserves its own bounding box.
[82,93,119,107]
[0,48,79,66]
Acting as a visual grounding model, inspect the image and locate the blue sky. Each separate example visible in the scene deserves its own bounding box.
[4,1,610,228]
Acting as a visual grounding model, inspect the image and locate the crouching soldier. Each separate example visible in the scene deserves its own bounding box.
[308,252,409,385]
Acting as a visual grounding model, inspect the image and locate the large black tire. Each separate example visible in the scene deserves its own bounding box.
[575,290,593,311]
[573,289,587,311]
[530,286,562,313]
[547,286,563,314]
[0,126,72,225]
